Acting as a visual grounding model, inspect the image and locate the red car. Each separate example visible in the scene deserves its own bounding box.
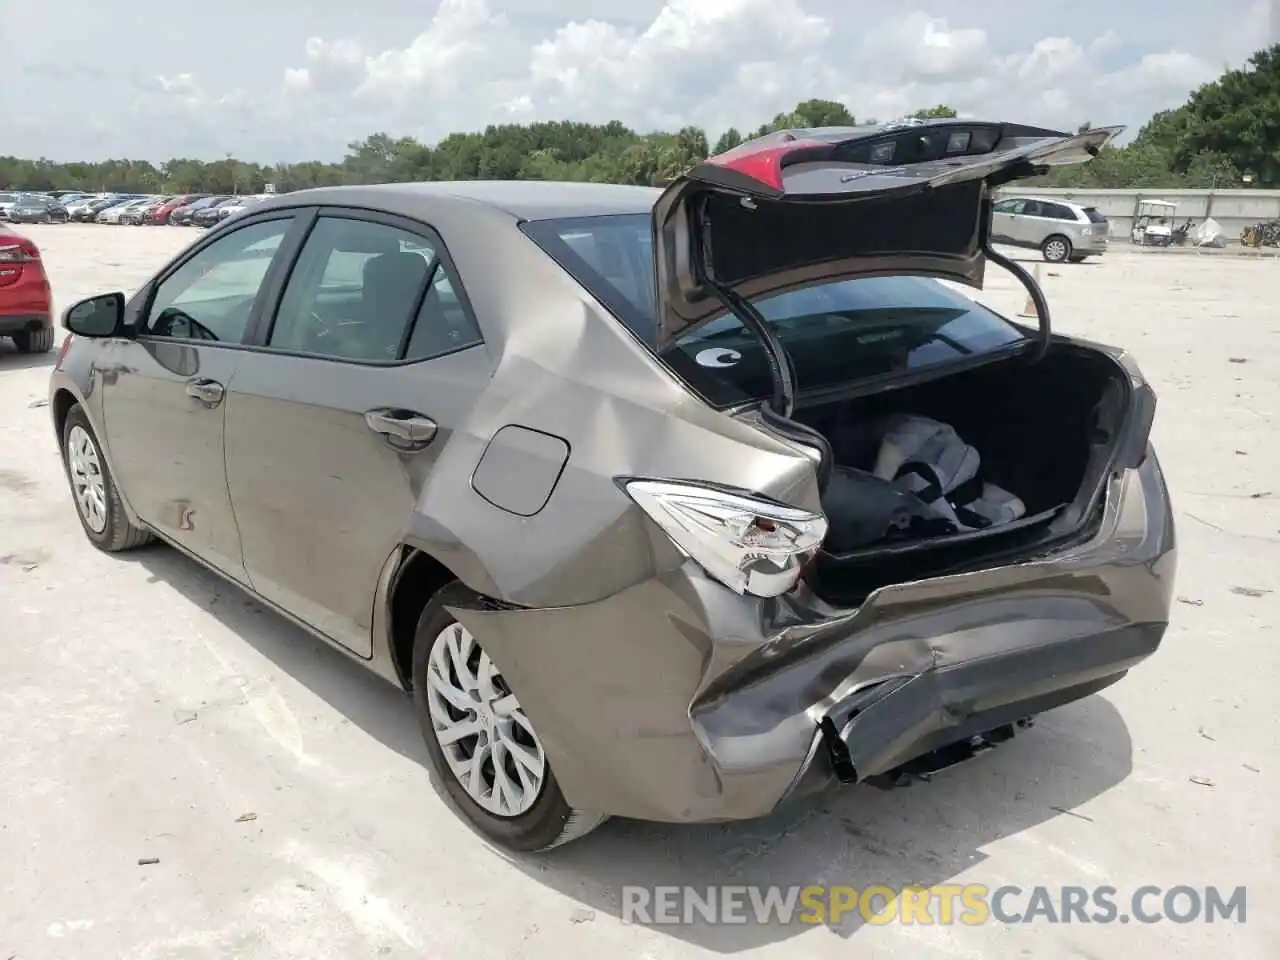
[145,194,208,225]
[0,225,54,354]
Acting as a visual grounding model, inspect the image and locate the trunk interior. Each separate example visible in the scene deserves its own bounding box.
[791,342,1132,605]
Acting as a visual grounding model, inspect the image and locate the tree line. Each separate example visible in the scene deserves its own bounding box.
[2,44,1275,195]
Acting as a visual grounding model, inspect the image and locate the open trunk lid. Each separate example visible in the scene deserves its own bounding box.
[651,120,1122,349]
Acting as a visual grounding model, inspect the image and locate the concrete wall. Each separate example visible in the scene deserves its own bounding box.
[991,187,1280,243]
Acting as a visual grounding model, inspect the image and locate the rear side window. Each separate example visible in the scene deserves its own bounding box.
[522,214,1028,408]
[266,215,481,363]
[1043,202,1079,221]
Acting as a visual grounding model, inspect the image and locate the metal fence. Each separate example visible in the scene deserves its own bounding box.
[992,187,1280,244]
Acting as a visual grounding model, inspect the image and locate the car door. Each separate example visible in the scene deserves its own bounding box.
[989,198,1021,243]
[223,208,491,656]
[97,213,306,582]
[988,195,1029,245]
[1019,199,1060,247]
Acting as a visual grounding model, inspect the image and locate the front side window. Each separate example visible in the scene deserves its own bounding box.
[522,214,1028,407]
[266,216,482,362]
[144,218,292,342]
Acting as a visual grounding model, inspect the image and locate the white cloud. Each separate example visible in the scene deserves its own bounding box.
[2,0,1271,161]
[358,0,509,97]
[859,12,990,81]
[1018,37,1087,82]
[525,0,830,129]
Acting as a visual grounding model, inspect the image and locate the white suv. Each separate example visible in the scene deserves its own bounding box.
[991,196,1110,263]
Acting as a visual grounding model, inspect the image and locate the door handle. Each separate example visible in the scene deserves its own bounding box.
[364,408,437,447]
[185,378,225,406]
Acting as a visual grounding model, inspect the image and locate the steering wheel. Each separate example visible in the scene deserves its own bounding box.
[153,308,219,341]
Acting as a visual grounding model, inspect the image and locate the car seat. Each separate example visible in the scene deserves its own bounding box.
[360,252,431,359]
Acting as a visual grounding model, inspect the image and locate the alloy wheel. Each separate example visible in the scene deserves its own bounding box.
[424,622,547,817]
[67,424,108,534]
[1044,238,1068,261]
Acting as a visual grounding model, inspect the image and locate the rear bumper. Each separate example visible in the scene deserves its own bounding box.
[785,621,1161,804]
[0,311,52,334]
[448,451,1176,824]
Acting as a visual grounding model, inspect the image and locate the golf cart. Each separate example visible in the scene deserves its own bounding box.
[1131,199,1177,246]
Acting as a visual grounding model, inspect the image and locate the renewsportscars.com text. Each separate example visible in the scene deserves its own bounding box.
[621,884,1247,926]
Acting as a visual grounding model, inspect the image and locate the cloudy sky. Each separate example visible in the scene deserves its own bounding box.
[2,0,1274,163]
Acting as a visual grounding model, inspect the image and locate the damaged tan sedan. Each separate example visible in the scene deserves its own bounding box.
[49,119,1175,852]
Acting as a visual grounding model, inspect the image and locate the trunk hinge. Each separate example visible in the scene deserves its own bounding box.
[980,194,1052,362]
[695,199,836,489]
[693,195,798,416]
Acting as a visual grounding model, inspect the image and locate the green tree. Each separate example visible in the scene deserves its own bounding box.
[1171,43,1280,184]
[712,127,743,155]
[2,67,1276,193]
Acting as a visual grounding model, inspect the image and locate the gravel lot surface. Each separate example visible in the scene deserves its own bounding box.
[2,225,1277,959]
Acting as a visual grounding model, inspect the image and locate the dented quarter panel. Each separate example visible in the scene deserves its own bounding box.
[448,453,1174,822]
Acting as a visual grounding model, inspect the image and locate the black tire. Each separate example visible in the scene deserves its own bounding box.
[60,404,154,552]
[12,326,55,353]
[1042,234,1072,263]
[1068,254,1089,263]
[411,592,607,853]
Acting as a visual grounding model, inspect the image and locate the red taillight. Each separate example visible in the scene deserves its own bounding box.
[0,240,39,262]
[0,240,38,286]
[703,138,829,191]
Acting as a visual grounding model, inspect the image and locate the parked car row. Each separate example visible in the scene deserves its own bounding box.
[0,190,271,228]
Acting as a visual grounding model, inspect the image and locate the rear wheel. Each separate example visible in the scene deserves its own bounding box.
[60,404,154,552]
[12,326,54,353]
[411,593,607,852]
[1042,235,1072,263]
[1068,254,1089,263]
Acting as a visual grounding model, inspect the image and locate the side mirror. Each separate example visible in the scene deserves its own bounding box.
[63,292,125,337]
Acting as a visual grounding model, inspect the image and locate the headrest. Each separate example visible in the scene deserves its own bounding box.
[362,252,430,292]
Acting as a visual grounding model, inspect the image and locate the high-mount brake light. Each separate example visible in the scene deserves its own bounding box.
[703,138,829,191]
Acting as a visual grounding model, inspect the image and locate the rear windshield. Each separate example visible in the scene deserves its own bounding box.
[1083,207,1108,223]
[522,213,1028,407]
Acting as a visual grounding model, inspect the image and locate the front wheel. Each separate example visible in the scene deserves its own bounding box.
[411,594,606,852]
[1042,235,1072,263]
[60,404,154,552]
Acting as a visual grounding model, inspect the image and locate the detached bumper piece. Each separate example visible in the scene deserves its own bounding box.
[822,714,1033,789]
[796,622,1165,800]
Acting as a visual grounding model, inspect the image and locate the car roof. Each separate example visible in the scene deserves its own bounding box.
[1004,195,1084,208]
[259,180,662,221]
